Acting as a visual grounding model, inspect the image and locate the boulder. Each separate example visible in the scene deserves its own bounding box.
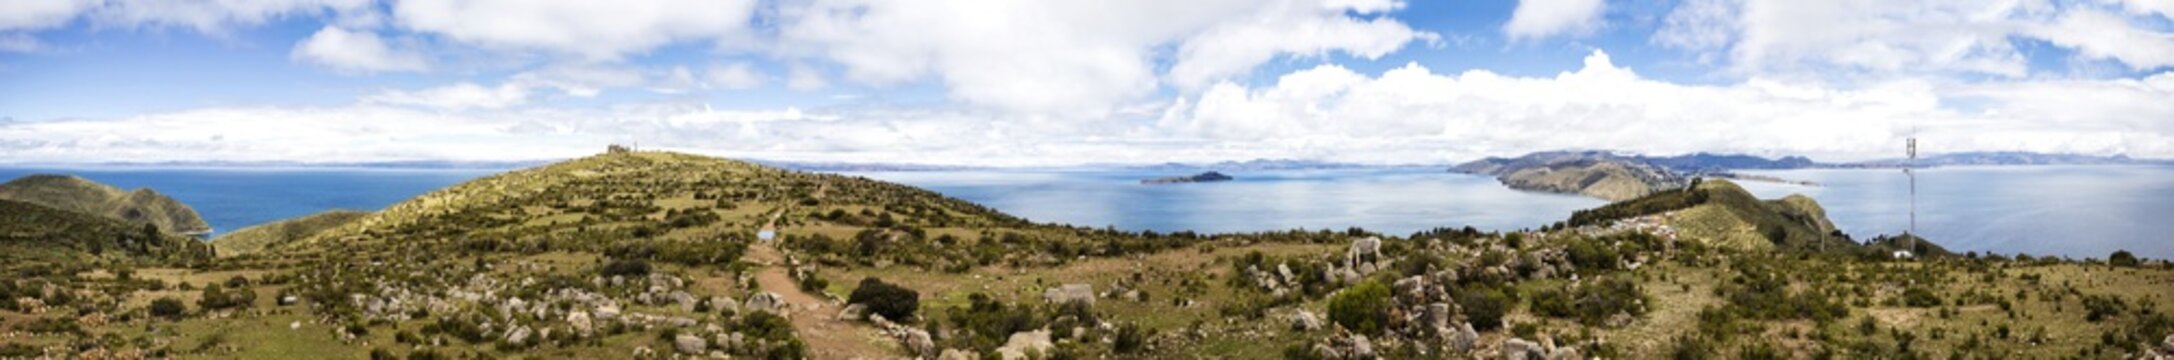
[938,348,979,360]
[995,330,1054,360]
[901,328,937,358]
[674,334,708,355]
[746,292,787,314]
[1043,284,1095,305]
[840,303,869,321]
[1504,338,1547,360]
[714,332,745,352]
[594,305,621,321]
[567,310,594,337]
[1446,322,1479,352]
[504,325,532,346]
[1291,310,1324,331]
[1424,303,1451,330]
[1350,334,1375,359]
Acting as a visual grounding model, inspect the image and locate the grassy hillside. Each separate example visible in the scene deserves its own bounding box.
[0,174,213,235]
[1454,152,1687,201]
[209,209,368,257]
[0,198,212,272]
[1566,179,1858,252]
[5,151,2169,359]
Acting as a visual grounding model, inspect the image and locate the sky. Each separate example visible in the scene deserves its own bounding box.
[1,0,2172,166]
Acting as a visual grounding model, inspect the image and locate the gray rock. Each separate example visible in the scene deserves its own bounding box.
[1044,284,1095,305]
[505,325,532,346]
[1504,338,1547,360]
[1447,322,1479,352]
[594,305,621,321]
[995,330,1053,360]
[567,310,594,337]
[1424,303,1451,330]
[1291,310,1324,331]
[1350,334,1375,359]
[840,303,869,321]
[746,292,786,314]
[901,328,937,358]
[938,348,979,360]
[674,334,707,354]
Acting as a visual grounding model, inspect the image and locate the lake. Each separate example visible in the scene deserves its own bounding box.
[1736,165,2174,260]
[838,168,1604,236]
[3,164,2166,260]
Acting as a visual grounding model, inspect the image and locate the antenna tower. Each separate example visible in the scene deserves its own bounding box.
[1905,131,1918,256]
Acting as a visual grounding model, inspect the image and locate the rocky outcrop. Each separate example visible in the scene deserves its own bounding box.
[1044,284,1094,305]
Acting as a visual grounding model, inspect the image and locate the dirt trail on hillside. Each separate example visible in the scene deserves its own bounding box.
[746,241,895,359]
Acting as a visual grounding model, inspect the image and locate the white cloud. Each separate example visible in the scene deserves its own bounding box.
[0,0,99,31]
[291,26,428,73]
[363,82,531,110]
[12,51,2174,165]
[1155,50,2174,162]
[1503,0,1607,40]
[91,0,372,33]
[785,63,827,91]
[773,0,1432,114]
[704,62,764,90]
[390,0,760,60]
[1654,0,2174,77]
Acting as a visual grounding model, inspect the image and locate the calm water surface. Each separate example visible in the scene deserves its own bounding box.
[4,165,2165,260]
[1737,165,2174,260]
[841,168,1603,235]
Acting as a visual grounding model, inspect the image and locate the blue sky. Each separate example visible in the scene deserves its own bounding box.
[3,0,2173,165]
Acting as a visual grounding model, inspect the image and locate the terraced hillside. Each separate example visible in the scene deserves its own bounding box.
[0,174,212,235]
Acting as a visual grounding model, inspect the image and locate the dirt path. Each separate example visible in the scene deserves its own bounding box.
[746,241,896,359]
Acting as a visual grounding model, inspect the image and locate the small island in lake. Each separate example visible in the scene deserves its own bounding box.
[1140,171,1234,184]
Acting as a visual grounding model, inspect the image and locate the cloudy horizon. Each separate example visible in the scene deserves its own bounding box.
[4,0,2173,166]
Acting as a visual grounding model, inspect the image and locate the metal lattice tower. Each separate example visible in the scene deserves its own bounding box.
[1905,134,1918,255]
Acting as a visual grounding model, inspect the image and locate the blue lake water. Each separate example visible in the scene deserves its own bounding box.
[0,167,496,236]
[2,164,2166,260]
[1736,166,2174,260]
[839,168,1605,236]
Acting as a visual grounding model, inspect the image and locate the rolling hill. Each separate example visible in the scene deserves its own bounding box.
[0,198,212,271]
[208,209,369,257]
[0,174,213,235]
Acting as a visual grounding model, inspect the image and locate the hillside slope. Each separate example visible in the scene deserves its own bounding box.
[209,209,368,257]
[0,174,213,235]
[1454,151,1686,201]
[1566,179,1858,252]
[0,198,212,271]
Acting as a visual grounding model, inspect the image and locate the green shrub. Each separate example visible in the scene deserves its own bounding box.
[2109,250,2140,267]
[1530,276,1646,326]
[1327,280,1392,335]
[599,259,651,278]
[150,296,186,319]
[848,277,920,320]
[1457,285,1513,331]
[1565,237,1620,271]
[1114,323,1149,354]
[1901,287,1941,307]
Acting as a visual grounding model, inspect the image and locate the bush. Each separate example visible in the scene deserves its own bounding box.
[197,282,254,310]
[1901,287,1941,307]
[848,277,920,320]
[1530,277,1647,326]
[1565,237,1620,271]
[599,259,651,278]
[1327,280,1392,335]
[1457,285,1512,331]
[2109,250,2140,267]
[1113,323,1149,354]
[150,297,185,319]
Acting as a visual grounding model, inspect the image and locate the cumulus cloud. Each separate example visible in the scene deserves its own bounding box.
[363,82,530,110]
[1154,50,2174,162]
[773,0,1433,113]
[1654,0,2174,77]
[703,62,764,90]
[291,26,428,73]
[12,50,2174,165]
[1503,0,1607,40]
[390,0,760,60]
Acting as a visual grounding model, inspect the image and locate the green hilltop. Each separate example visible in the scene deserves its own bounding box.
[209,209,368,257]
